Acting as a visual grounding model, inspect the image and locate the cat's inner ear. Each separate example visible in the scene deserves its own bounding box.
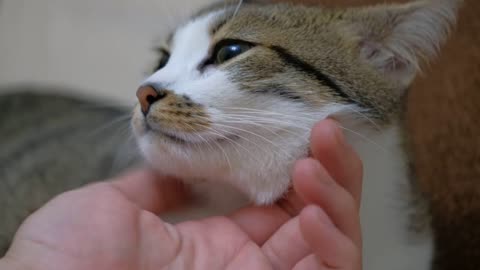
[344,0,461,90]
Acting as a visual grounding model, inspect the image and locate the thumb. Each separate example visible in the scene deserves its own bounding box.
[109,169,190,214]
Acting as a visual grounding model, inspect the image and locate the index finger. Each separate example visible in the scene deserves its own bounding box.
[310,119,363,205]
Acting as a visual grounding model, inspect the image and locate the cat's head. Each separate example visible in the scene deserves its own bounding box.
[131,0,460,204]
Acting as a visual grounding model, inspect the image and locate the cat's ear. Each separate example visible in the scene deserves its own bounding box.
[343,0,462,89]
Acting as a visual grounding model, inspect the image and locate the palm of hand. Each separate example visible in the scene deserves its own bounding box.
[10,180,287,270]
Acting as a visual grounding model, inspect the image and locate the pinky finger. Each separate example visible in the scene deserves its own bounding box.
[298,205,361,270]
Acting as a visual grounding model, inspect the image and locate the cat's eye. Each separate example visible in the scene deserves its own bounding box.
[214,41,253,65]
[155,49,170,71]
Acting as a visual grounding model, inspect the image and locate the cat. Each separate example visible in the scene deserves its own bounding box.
[0,0,463,269]
[130,0,461,269]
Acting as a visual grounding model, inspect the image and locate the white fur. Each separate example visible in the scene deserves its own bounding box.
[133,10,433,270]
[350,125,433,270]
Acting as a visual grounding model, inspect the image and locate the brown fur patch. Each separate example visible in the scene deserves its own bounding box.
[208,4,405,122]
[146,91,210,133]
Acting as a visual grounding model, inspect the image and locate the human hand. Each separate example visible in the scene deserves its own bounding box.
[0,119,363,270]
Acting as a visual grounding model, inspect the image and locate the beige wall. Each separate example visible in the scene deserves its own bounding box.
[0,0,213,104]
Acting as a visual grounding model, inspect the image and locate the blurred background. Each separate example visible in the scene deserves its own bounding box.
[0,0,213,104]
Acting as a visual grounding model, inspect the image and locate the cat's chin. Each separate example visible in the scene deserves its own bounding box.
[132,106,310,205]
[135,131,306,205]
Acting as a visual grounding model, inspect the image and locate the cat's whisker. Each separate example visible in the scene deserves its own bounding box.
[199,125,248,160]
[215,115,310,137]
[345,107,382,131]
[210,135,232,171]
[77,101,131,111]
[211,123,294,158]
[107,126,139,175]
[222,115,388,155]
[211,125,269,156]
[193,119,284,159]
[86,114,132,138]
[216,113,315,129]
[232,0,244,18]
[336,125,389,154]
[199,111,388,155]
[198,114,291,139]
[184,122,216,162]
[218,107,324,122]
[205,126,274,164]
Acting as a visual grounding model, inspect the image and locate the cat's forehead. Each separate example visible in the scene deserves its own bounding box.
[171,4,336,49]
[170,11,223,50]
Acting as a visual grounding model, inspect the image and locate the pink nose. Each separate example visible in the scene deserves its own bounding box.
[136,85,166,115]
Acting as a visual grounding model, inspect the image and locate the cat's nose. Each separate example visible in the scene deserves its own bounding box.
[136,85,167,115]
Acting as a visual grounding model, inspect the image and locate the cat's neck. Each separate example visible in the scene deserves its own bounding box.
[349,123,433,270]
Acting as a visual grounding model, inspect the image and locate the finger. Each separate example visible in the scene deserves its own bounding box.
[229,189,305,245]
[229,205,291,245]
[293,255,324,270]
[261,217,311,270]
[310,119,363,205]
[299,205,361,270]
[293,159,362,246]
[109,169,189,214]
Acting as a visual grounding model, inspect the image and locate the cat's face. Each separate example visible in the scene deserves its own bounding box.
[131,0,457,204]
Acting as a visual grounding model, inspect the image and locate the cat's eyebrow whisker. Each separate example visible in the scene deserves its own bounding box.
[232,0,244,18]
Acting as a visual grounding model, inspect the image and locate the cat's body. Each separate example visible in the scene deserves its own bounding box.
[0,0,464,269]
